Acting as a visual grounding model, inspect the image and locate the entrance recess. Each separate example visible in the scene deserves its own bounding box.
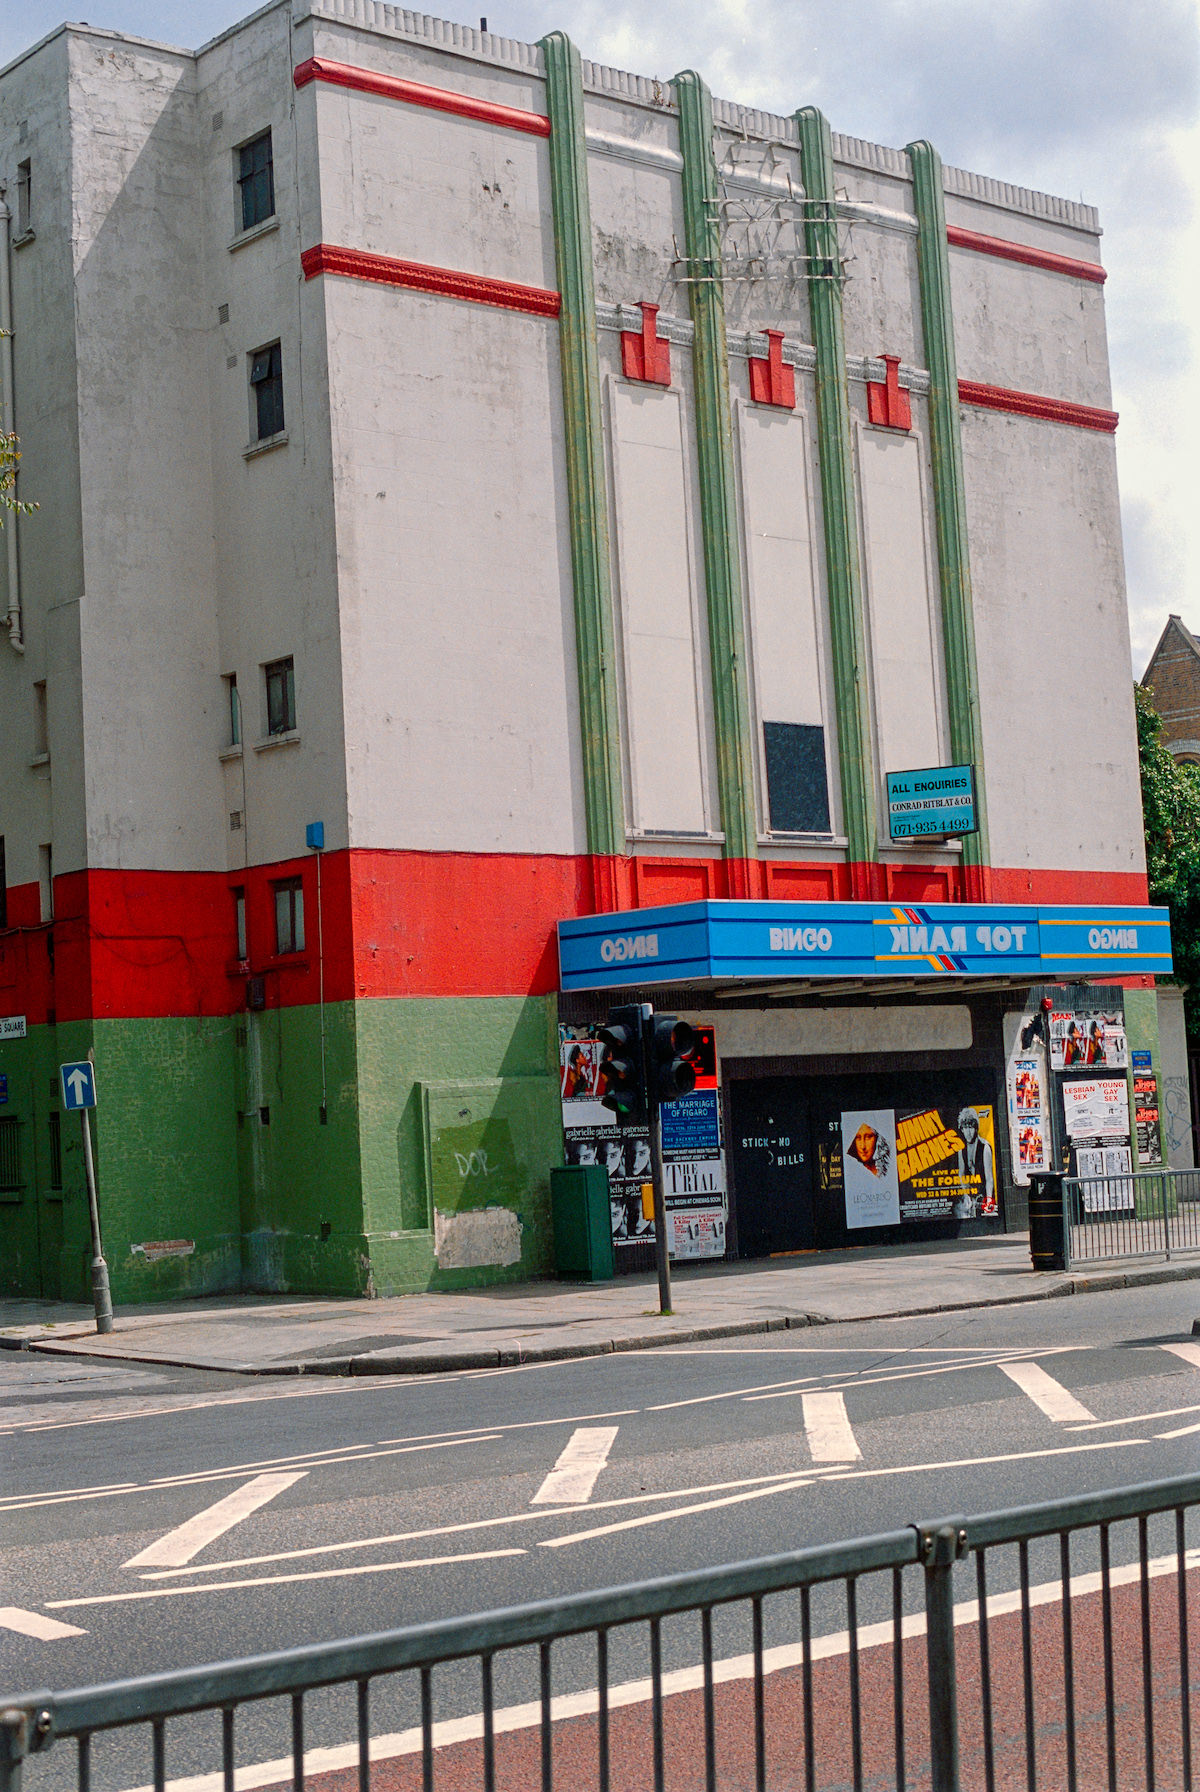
[727,1079,814,1255]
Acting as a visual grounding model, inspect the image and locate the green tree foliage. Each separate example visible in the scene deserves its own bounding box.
[1137,683,1200,1037]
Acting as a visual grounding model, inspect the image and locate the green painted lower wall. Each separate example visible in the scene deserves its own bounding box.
[0,994,561,1303]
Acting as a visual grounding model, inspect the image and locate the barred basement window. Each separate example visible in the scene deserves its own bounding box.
[273,877,304,956]
[48,1112,62,1192]
[237,130,274,231]
[249,343,284,441]
[0,1117,20,1192]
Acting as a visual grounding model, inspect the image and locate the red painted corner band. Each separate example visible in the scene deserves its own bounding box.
[958,379,1118,433]
[301,244,561,319]
[293,56,551,137]
[947,224,1106,285]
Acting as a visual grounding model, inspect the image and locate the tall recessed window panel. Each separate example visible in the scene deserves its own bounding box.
[609,385,707,835]
[858,429,945,783]
[739,406,832,835]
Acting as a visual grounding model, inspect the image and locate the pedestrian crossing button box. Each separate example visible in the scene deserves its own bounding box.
[550,1164,615,1281]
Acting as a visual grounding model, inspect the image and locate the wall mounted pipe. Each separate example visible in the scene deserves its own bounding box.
[0,188,22,653]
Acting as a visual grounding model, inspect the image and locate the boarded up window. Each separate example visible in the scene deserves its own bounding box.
[763,721,831,833]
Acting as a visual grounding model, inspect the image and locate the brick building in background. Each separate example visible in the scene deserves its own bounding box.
[0,2,1179,1303]
[1142,616,1200,765]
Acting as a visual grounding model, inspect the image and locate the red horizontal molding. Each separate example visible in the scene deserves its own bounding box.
[958,379,1118,433]
[947,224,1106,285]
[301,243,561,319]
[293,56,551,137]
[0,857,1150,1021]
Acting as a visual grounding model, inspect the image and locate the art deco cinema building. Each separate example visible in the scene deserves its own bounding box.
[0,2,1174,1301]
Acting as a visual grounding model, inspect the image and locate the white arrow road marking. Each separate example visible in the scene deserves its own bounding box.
[123,1472,307,1569]
[999,1360,1094,1423]
[1162,1342,1200,1371]
[0,1607,86,1640]
[801,1391,861,1462]
[531,1427,619,1505]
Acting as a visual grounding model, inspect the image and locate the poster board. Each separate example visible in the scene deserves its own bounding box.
[825,1100,999,1227]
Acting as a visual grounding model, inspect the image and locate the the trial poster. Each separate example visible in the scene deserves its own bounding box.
[659,1027,727,1259]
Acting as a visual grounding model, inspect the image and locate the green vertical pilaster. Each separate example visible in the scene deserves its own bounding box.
[674,70,758,867]
[906,140,990,872]
[795,107,877,869]
[540,31,625,857]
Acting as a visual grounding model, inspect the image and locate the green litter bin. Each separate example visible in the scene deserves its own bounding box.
[550,1164,615,1281]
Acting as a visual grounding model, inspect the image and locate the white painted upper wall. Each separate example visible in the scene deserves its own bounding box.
[0,0,1140,894]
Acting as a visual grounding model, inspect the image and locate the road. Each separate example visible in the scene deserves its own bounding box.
[3,1281,1199,1789]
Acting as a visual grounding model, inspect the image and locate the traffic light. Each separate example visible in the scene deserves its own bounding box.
[597,1004,648,1123]
[650,1015,697,1105]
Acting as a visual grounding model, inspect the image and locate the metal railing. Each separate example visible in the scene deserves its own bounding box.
[1065,1167,1200,1267]
[2,1472,1197,1792]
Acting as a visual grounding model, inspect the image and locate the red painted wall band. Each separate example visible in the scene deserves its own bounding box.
[958,379,1118,434]
[293,56,551,137]
[301,243,561,319]
[0,855,1151,1024]
[947,224,1106,285]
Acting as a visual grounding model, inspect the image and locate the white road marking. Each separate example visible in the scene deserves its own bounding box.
[1156,1417,1200,1439]
[1162,1341,1200,1371]
[740,1348,1076,1408]
[801,1390,861,1462]
[50,1549,525,1609]
[998,1360,1095,1422]
[1071,1400,1200,1432]
[531,1427,619,1505]
[541,1477,815,1547]
[0,1375,438,1436]
[2,1433,503,1516]
[0,1606,86,1640]
[140,1470,839,1578]
[123,1473,307,1569]
[118,1545,1200,1792]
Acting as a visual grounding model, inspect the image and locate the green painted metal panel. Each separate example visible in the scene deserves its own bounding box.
[795,106,878,867]
[906,139,990,871]
[674,69,759,866]
[540,31,626,858]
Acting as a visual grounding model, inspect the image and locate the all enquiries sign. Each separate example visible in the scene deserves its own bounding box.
[885,764,977,840]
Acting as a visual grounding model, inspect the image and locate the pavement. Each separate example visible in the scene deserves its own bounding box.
[4,1234,1200,1377]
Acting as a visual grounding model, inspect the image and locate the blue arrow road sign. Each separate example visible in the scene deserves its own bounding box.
[60,1061,97,1111]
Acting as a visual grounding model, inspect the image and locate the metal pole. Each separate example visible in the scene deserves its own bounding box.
[80,1108,112,1334]
[920,1521,963,1792]
[649,1098,673,1315]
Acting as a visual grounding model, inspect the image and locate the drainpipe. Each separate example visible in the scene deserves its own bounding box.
[0,188,23,653]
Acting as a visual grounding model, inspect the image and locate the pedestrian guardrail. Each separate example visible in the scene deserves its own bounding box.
[2,1472,1197,1791]
[1064,1167,1200,1268]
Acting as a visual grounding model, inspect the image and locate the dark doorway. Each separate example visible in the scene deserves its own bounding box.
[727,1078,814,1255]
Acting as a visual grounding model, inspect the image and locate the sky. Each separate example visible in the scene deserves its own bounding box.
[2,0,1197,674]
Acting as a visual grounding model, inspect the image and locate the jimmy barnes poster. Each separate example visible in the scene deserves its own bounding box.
[822,1101,998,1225]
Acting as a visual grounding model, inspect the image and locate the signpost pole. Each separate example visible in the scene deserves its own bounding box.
[79,1103,112,1335]
[649,1096,673,1316]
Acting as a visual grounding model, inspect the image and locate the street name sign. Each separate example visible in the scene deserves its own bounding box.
[885,764,977,840]
[60,1061,97,1111]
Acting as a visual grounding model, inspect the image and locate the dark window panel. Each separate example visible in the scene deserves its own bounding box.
[763,721,831,834]
[238,131,275,231]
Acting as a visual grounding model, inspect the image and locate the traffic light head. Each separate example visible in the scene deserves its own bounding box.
[650,1015,697,1105]
[596,1004,649,1123]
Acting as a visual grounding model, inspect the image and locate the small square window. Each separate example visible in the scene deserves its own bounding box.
[233,887,247,962]
[237,131,275,232]
[33,681,48,757]
[273,877,304,956]
[264,656,295,735]
[249,342,284,441]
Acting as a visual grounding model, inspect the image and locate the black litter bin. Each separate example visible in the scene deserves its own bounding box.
[550,1164,615,1281]
[1028,1172,1067,1271]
